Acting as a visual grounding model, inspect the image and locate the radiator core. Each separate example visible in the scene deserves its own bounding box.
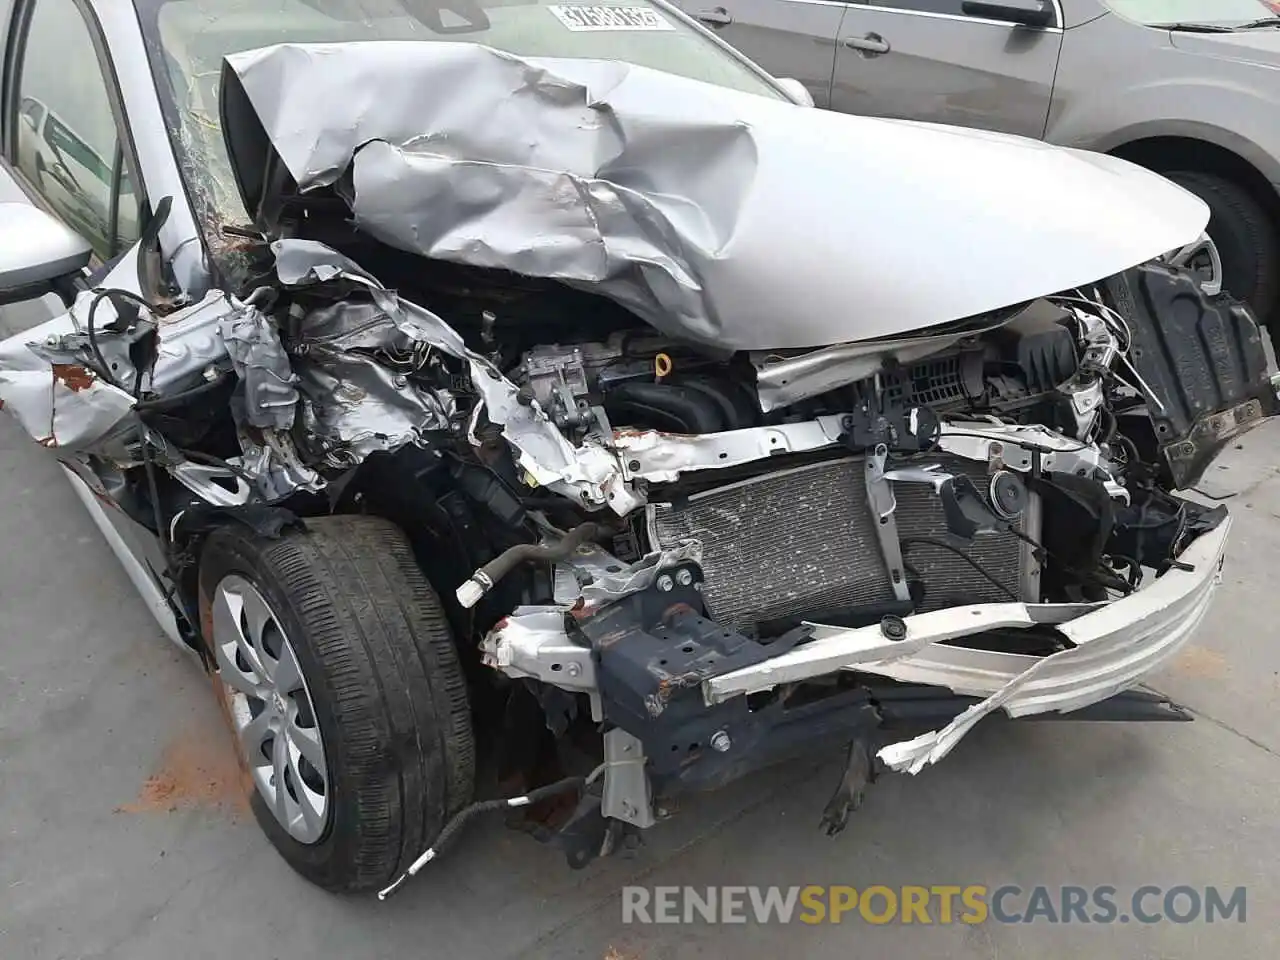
[646,456,1028,630]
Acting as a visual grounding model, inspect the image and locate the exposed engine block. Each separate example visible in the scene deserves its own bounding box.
[513,299,1090,445]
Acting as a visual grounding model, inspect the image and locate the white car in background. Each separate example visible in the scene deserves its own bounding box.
[15,95,139,258]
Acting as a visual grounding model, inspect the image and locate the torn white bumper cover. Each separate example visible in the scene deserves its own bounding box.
[706,517,1229,774]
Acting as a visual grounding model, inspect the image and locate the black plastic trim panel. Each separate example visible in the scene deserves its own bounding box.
[1106,263,1277,489]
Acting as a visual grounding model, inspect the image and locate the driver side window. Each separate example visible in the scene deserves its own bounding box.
[12,0,142,261]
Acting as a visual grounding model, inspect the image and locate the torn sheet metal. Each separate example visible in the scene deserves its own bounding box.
[274,239,385,291]
[272,239,1126,510]
[272,239,640,512]
[0,288,231,452]
[238,429,325,501]
[0,289,143,450]
[169,458,254,507]
[295,351,452,465]
[219,296,298,431]
[274,240,473,366]
[222,41,1208,352]
[148,291,238,394]
[288,295,455,463]
[480,606,599,696]
[0,359,137,451]
[298,300,413,353]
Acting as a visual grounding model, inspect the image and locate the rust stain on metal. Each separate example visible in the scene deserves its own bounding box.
[593,626,632,648]
[51,363,97,393]
[652,669,702,710]
[660,602,698,624]
[568,597,603,621]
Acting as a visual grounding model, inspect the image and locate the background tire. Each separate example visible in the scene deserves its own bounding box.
[1166,170,1280,330]
[199,514,475,892]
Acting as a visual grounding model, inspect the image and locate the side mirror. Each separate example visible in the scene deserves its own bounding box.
[775,77,815,108]
[0,202,91,307]
[961,0,1054,27]
[21,111,38,132]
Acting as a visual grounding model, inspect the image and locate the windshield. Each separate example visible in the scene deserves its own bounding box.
[134,0,783,242]
[1103,0,1280,26]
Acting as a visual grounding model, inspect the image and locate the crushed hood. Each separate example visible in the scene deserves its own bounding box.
[220,41,1209,351]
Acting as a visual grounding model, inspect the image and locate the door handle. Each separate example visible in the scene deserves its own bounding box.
[50,162,78,193]
[694,7,733,25]
[843,32,891,55]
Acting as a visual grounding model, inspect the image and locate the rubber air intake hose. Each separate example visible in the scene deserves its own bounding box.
[455,521,601,608]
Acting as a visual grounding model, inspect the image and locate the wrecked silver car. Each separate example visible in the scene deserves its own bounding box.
[1,5,1276,897]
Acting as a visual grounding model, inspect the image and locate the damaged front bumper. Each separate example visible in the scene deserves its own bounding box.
[485,511,1227,830]
[709,515,1229,774]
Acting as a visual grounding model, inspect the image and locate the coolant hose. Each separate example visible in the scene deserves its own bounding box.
[455,522,601,608]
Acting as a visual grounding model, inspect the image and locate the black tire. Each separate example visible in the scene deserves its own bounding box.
[198,514,475,892]
[1166,170,1280,326]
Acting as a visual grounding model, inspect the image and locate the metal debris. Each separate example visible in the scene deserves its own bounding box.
[218,296,298,431]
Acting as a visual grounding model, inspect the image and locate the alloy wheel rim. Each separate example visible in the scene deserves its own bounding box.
[211,574,330,843]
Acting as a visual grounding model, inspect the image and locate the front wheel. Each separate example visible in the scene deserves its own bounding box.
[199,514,475,892]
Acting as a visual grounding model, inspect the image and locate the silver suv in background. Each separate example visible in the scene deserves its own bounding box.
[676,0,1280,344]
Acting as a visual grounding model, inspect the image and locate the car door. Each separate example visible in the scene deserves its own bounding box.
[831,0,1064,138]
[1,0,146,344]
[1,0,175,636]
[671,0,845,107]
[1,0,143,273]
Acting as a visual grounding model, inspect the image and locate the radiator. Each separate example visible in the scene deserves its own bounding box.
[646,456,1029,630]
